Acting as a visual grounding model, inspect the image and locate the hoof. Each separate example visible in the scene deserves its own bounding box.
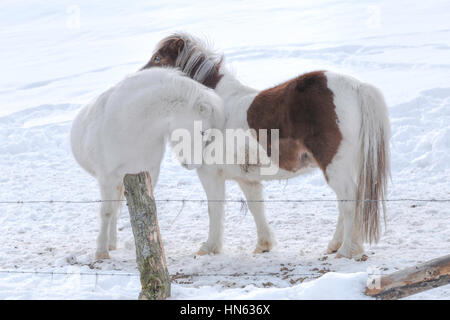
[254,234,275,254]
[326,240,341,254]
[335,252,366,260]
[197,242,221,256]
[196,250,208,256]
[327,247,338,254]
[335,244,365,260]
[253,247,270,254]
[95,251,110,260]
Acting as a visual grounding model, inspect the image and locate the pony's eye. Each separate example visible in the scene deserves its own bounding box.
[154,55,161,63]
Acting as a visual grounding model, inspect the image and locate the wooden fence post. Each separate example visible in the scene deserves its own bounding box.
[366,254,450,300]
[123,171,170,300]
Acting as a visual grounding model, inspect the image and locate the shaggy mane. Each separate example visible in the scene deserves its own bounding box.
[155,32,224,87]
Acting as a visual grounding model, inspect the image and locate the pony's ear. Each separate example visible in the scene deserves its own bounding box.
[169,38,185,55]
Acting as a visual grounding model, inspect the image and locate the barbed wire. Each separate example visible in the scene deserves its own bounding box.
[0,198,449,205]
[0,269,330,277]
[0,269,138,277]
[0,269,394,278]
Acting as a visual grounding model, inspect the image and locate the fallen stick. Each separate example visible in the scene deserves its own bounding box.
[123,171,171,300]
[366,254,450,300]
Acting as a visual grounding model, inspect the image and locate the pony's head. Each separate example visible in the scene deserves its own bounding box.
[168,84,225,170]
[142,33,224,89]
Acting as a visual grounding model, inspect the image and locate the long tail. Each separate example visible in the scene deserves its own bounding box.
[356,83,391,244]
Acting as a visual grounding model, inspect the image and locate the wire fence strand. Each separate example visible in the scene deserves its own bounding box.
[0,269,391,278]
[0,269,328,277]
[0,198,450,205]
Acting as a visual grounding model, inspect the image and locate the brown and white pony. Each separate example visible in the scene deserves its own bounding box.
[142,33,391,259]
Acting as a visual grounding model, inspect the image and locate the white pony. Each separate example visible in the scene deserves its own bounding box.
[144,33,391,259]
[71,67,224,259]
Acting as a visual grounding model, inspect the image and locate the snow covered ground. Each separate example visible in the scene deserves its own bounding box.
[0,0,449,299]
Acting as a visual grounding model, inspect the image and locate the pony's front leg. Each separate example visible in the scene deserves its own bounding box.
[108,213,118,251]
[108,183,124,251]
[96,179,122,260]
[196,166,225,255]
[236,179,275,253]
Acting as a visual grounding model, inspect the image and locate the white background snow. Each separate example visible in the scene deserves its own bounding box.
[0,0,449,299]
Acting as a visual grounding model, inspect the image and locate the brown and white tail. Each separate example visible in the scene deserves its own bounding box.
[356,83,391,244]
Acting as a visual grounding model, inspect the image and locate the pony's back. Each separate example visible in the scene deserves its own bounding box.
[71,67,224,179]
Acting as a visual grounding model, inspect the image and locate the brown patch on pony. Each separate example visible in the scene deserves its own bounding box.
[141,36,223,89]
[247,71,342,178]
[277,138,316,172]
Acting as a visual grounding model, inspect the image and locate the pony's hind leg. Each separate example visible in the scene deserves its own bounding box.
[196,166,225,255]
[96,178,122,260]
[236,179,275,254]
[335,198,364,259]
[327,211,343,254]
[326,159,364,259]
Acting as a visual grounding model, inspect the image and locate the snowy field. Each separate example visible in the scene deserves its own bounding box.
[0,0,449,299]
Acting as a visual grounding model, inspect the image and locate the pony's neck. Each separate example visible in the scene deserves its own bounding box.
[215,66,259,129]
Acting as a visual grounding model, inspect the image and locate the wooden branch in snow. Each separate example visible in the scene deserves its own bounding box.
[366,254,450,300]
[123,171,170,300]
